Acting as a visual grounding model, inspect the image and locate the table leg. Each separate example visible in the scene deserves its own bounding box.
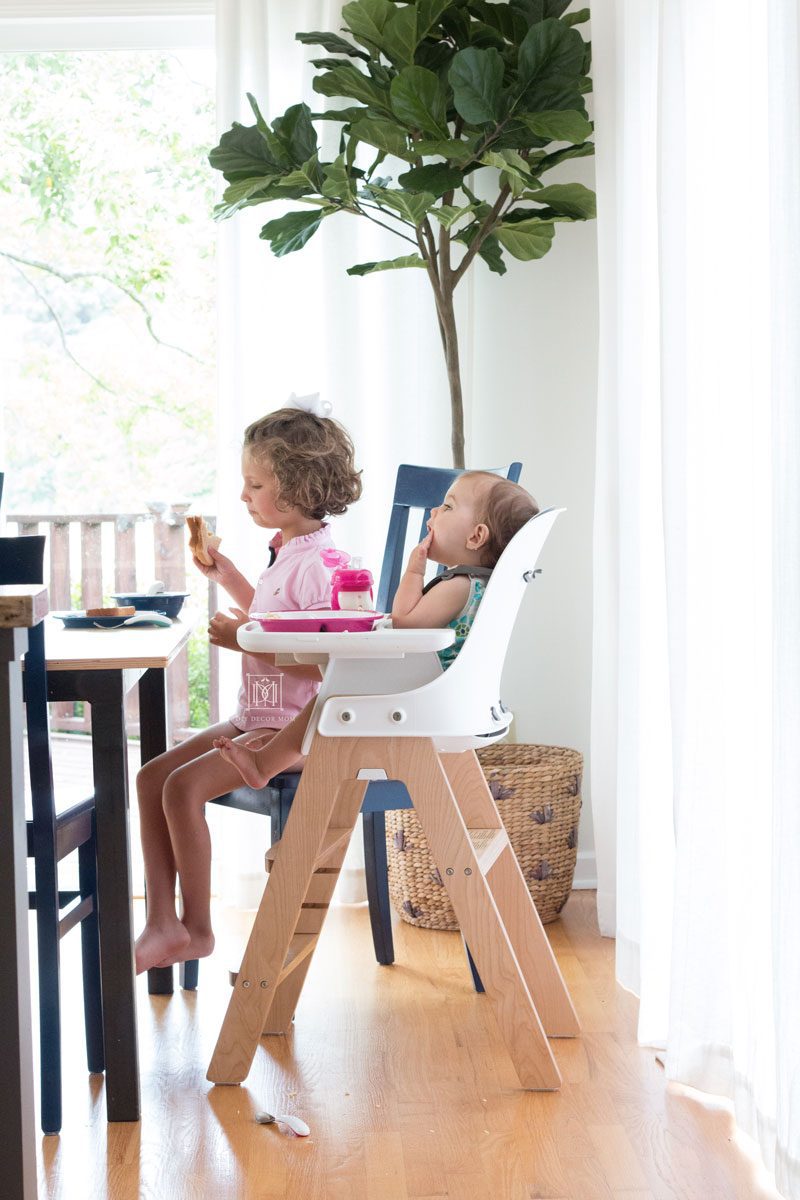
[0,629,39,1200]
[138,668,177,996]
[87,671,140,1122]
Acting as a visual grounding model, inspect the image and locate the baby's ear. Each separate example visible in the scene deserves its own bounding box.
[466,523,490,551]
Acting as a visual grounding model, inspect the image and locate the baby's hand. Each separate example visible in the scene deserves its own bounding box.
[406,530,432,576]
[208,607,249,651]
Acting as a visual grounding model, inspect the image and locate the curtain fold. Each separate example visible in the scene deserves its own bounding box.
[592,1,800,1194]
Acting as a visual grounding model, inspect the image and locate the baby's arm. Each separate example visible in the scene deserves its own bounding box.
[392,534,470,629]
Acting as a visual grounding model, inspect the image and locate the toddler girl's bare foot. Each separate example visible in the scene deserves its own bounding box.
[215,735,269,790]
[156,924,215,968]
[135,918,191,975]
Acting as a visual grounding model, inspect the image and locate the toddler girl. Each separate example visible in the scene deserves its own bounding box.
[134,405,362,974]
[214,470,538,790]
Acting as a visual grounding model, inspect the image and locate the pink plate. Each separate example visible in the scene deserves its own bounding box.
[251,609,384,633]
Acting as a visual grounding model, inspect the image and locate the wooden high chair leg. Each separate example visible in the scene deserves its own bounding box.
[399,740,563,1090]
[260,830,354,1036]
[441,751,580,1038]
[207,737,367,1086]
[208,736,575,1091]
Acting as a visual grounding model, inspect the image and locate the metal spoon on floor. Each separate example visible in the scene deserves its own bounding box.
[255,1111,310,1137]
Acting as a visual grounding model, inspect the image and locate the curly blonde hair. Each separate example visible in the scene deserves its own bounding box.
[243,408,362,520]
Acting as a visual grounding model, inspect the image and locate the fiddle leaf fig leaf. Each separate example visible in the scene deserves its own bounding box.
[455,223,507,274]
[390,66,449,137]
[295,29,370,59]
[382,0,452,66]
[429,202,476,229]
[312,106,369,124]
[347,253,427,275]
[494,217,555,260]
[365,184,436,225]
[536,140,595,172]
[213,175,280,220]
[563,8,590,26]
[414,137,477,162]
[321,154,357,203]
[397,163,464,196]
[271,103,318,165]
[469,1,528,44]
[259,209,332,256]
[313,64,392,115]
[525,181,596,218]
[276,153,324,193]
[449,47,506,124]
[208,123,282,183]
[517,18,586,95]
[350,115,412,158]
[342,0,395,51]
[522,109,593,144]
[246,92,271,137]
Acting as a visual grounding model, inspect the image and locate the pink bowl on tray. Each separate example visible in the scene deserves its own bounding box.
[251,609,384,633]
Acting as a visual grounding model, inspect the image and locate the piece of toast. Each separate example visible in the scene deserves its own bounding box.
[85,606,136,618]
[187,515,221,566]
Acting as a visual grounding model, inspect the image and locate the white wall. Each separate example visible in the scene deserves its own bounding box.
[466,156,599,887]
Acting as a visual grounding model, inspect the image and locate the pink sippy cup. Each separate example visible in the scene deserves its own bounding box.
[320,549,375,611]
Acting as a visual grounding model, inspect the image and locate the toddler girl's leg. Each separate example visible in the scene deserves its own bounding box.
[135,720,243,974]
[214,699,315,789]
[158,740,261,969]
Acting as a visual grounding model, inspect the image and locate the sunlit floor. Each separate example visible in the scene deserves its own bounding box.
[31,893,782,1200]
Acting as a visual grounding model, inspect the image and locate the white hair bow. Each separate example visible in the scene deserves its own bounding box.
[286,391,333,418]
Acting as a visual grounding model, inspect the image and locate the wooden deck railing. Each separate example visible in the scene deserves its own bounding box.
[6,505,219,744]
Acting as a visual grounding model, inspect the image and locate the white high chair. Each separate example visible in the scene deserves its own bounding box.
[207,508,580,1090]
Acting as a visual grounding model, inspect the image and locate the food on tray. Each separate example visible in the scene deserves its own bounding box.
[251,609,384,633]
[85,606,135,617]
[187,515,221,566]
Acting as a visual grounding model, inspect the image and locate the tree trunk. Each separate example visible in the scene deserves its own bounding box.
[437,284,465,469]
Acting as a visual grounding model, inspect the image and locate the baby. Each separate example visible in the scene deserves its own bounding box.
[214,471,538,789]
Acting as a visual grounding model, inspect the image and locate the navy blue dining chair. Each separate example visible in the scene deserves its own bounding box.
[0,534,104,1134]
[167,463,521,997]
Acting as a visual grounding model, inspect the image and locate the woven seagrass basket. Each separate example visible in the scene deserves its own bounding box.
[386,744,583,930]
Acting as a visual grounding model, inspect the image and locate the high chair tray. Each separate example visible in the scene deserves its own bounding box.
[238,619,454,658]
[251,609,384,633]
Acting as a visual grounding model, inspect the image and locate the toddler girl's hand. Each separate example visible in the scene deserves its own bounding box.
[407,530,432,576]
[208,607,249,651]
[193,545,234,585]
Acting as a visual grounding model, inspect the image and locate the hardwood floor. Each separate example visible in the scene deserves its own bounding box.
[37,892,780,1199]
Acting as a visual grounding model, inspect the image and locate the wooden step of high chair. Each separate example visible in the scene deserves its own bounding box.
[208,736,578,1092]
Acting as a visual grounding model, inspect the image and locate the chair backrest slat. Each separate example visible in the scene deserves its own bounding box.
[0,534,46,585]
[376,462,522,613]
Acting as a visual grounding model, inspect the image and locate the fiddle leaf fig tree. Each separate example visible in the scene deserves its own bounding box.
[209,0,595,467]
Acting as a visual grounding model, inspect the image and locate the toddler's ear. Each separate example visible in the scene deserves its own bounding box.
[466,523,489,551]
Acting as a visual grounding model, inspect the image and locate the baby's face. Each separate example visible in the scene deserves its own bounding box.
[426,477,485,566]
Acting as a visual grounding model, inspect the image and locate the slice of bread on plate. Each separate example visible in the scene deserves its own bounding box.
[85,606,135,617]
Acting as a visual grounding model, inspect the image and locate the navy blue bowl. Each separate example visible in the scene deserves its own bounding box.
[111,592,188,619]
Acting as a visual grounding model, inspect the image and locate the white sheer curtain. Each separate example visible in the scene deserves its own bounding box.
[213,0,454,906]
[592,1,800,1195]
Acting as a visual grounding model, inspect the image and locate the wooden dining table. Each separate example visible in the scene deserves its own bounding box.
[43,615,194,1124]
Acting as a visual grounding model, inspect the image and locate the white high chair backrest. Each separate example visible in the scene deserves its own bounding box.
[315,507,563,752]
[439,506,562,717]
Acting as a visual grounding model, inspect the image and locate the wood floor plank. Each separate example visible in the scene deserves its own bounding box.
[32,892,783,1200]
